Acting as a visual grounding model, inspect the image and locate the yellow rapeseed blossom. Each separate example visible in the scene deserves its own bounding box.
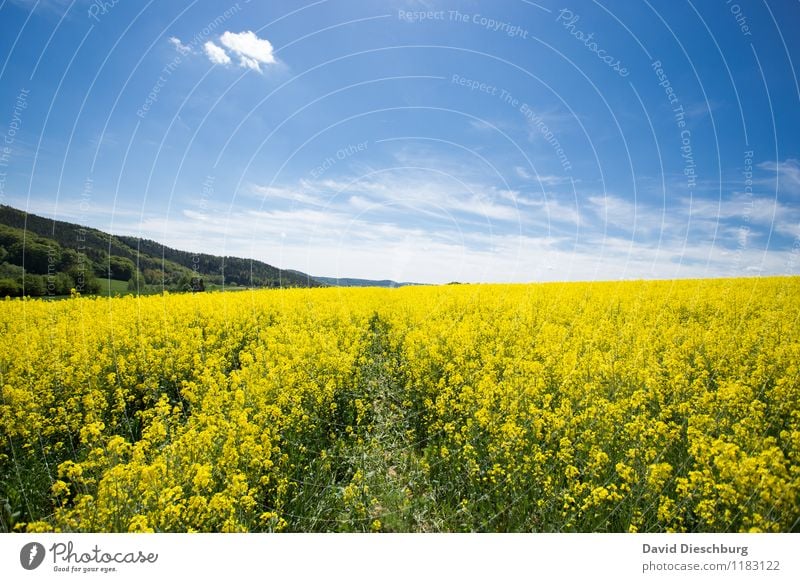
[0,278,797,532]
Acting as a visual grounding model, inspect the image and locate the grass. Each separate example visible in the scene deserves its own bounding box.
[101,278,131,296]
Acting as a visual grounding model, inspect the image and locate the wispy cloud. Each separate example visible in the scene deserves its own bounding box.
[758,159,800,196]
[18,157,796,284]
[688,192,800,240]
[108,203,797,284]
[250,184,333,208]
[169,36,192,55]
[50,175,790,284]
[499,190,581,227]
[515,166,572,186]
[294,172,525,224]
[588,195,639,232]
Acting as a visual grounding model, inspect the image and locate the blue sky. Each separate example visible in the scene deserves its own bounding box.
[1,0,798,283]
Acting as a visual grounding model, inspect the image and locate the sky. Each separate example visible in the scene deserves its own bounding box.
[0,0,798,284]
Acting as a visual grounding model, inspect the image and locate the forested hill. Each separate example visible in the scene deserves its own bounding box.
[0,204,320,296]
[313,276,421,288]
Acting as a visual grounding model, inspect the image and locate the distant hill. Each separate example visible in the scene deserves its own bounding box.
[314,276,421,288]
[0,204,321,296]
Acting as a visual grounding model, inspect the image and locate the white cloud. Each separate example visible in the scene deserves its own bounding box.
[687,193,800,236]
[588,195,640,231]
[169,36,192,55]
[260,172,523,224]
[239,56,261,72]
[77,156,800,284]
[60,191,798,285]
[513,166,572,187]
[758,159,800,196]
[110,205,797,284]
[250,184,333,207]
[241,170,800,278]
[514,166,531,179]
[170,31,278,73]
[468,119,496,132]
[203,41,231,65]
[219,30,276,73]
[516,196,581,228]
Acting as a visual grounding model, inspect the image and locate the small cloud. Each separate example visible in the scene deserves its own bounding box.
[682,101,718,120]
[220,30,276,72]
[348,195,373,210]
[538,175,570,186]
[758,159,800,196]
[514,167,570,186]
[588,194,638,231]
[468,119,495,131]
[169,36,192,55]
[250,184,327,207]
[204,41,231,65]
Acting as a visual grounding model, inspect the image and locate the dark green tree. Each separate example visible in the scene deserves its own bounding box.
[106,256,135,280]
[0,278,20,297]
[127,272,147,294]
[67,266,101,295]
[7,241,60,275]
[21,273,46,296]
